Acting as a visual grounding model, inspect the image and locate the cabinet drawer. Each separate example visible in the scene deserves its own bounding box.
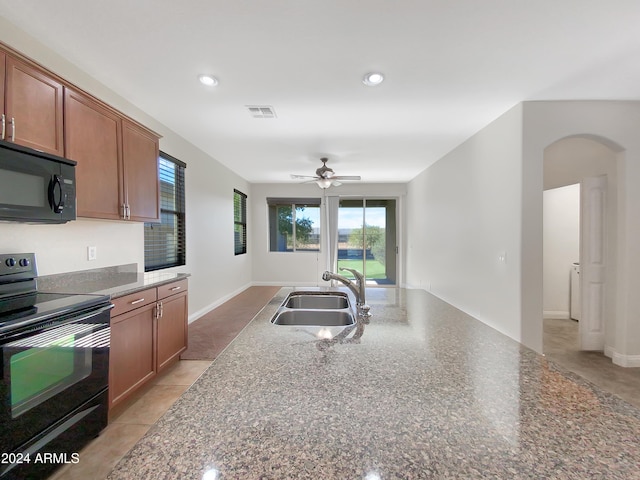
[157,279,188,300]
[111,288,157,318]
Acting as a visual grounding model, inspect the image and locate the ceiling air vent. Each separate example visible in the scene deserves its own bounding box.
[246,105,277,119]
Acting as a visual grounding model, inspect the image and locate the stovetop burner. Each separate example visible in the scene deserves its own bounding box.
[0,253,111,337]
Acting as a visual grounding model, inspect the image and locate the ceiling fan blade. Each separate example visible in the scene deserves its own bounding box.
[290,174,318,179]
[331,175,361,180]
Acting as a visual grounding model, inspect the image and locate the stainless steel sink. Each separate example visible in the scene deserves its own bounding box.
[283,291,350,310]
[270,291,356,336]
[272,309,355,326]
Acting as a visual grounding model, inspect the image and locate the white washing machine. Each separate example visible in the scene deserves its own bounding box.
[570,262,581,321]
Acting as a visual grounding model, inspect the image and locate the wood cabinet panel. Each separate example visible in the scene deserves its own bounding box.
[3,55,64,155]
[111,287,157,317]
[157,290,188,372]
[109,302,156,407]
[108,279,188,410]
[64,88,123,220]
[122,120,160,222]
[157,279,188,300]
[0,51,5,122]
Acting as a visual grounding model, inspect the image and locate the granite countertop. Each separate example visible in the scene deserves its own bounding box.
[108,287,640,479]
[37,264,189,298]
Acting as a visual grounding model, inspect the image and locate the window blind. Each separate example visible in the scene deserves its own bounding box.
[234,189,247,255]
[144,152,186,271]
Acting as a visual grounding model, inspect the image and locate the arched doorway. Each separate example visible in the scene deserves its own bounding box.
[542,135,619,355]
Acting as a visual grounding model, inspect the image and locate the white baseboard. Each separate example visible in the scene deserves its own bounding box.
[188,282,253,324]
[608,347,640,367]
[543,310,570,320]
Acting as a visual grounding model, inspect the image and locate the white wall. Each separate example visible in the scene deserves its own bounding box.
[543,184,579,319]
[523,101,640,364]
[251,182,406,286]
[0,17,252,321]
[406,104,524,342]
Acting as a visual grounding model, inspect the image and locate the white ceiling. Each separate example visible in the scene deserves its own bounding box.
[2,1,640,184]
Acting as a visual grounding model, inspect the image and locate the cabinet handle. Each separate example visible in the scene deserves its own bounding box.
[130,298,145,305]
[1,114,5,140]
[122,204,127,219]
[10,117,15,142]
[126,204,131,220]
[170,286,181,291]
[159,301,164,318]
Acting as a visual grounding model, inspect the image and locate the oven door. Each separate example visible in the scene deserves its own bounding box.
[0,140,76,223]
[0,303,111,455]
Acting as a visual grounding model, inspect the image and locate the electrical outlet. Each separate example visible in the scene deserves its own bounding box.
[498,251,507,263]
[87,246,97,261]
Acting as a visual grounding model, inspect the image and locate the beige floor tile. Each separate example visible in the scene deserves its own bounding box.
[48,423,150,480]
[153,359,211,386]
[543,318,640,409]
[111,384,188,425]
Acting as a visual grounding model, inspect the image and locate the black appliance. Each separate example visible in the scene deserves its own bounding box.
[0,253,112,480]
[0,140,76,223]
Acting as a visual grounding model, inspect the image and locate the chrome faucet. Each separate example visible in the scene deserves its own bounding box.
[322,267,371,321]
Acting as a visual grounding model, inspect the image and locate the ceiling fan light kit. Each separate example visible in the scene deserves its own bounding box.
[316,178,333,189]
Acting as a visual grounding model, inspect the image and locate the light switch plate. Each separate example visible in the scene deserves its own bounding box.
[87,246,97,261]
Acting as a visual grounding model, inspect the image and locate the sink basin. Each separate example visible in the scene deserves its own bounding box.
[272,309,355,326]
[270,290,356,336]
[283,291,349,309]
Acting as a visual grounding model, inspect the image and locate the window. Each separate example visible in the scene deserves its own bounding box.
[234,189,247,255]
[144,152,186,271]
[267,197,321,252]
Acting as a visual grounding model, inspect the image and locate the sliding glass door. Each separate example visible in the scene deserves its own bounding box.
[337,198,397,285]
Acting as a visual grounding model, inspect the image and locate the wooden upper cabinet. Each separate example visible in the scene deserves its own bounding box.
[122,120,160,222]
[0,44,162,221]
[3,54,64,156]
[64,88,124,220]
[0,51,5,121]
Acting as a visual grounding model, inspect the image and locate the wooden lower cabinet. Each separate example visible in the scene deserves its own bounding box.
[157,290,188,372]
[109,279,188,409]
[109,302,156,407]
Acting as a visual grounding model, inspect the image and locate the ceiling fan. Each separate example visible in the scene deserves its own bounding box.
[290,157,361,189]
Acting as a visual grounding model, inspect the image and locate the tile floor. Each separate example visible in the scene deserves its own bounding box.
[543,318,640,409]
[47,360,211,480]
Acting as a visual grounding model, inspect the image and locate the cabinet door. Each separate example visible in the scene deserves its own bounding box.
[4,55,64,155]
[65,88,124,220]
[157,291,188,372]
[109,303,157,407]
[122,120,160,222]
[0,51,5,126]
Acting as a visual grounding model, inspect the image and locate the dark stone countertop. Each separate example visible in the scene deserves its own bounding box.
[106,287,640,479]
[37,264,189,299]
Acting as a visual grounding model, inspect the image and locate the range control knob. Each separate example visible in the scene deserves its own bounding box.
[19,258,30,267]
[5,258,16,267]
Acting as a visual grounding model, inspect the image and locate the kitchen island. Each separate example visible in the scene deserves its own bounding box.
[107,287,640,479]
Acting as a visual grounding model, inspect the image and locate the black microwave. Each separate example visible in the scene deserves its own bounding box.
[0,140,76,224]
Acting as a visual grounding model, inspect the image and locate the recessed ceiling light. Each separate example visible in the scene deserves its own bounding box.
[198,74,218,86]
[362,72,384,86]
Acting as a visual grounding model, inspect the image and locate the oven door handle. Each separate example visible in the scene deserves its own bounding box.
[0,303,114,342]
[66,304,114,324]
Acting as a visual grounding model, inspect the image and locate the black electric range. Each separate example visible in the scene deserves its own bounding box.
[0,253,112,480]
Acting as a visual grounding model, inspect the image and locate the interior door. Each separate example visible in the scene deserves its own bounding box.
[579,175,607,350]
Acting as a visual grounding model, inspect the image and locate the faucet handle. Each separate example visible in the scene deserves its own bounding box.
[358,304,371,324]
